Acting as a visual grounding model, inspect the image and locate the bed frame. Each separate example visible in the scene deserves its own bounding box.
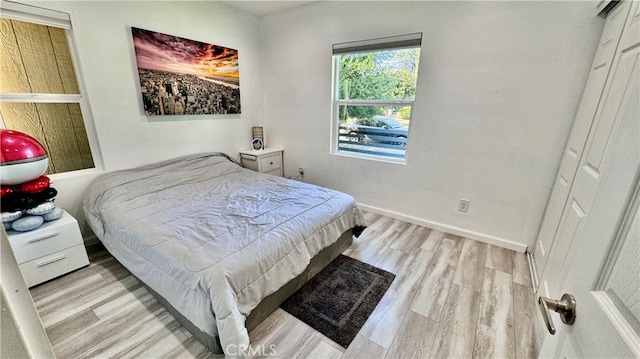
[142,230,354,354]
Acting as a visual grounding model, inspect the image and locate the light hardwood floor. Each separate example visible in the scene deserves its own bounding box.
[29,212,542,358]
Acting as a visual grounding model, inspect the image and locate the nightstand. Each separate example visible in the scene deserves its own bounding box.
[239,148,284,177]
[6,210,89,287]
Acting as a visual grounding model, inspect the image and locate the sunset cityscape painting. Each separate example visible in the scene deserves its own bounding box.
[131,27,241,116]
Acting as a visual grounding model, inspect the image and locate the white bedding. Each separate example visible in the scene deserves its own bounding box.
[82,153,366,354]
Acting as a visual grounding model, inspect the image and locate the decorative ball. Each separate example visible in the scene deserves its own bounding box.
[0,130,49,185]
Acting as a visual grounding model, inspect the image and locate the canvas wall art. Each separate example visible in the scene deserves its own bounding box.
[131,27,241,116]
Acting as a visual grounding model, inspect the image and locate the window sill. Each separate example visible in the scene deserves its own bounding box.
[331,150,407,166]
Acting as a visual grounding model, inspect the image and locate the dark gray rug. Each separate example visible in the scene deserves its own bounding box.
[280,254,395,348]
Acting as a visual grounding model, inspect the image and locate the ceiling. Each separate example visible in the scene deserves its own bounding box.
[218,1,322,17]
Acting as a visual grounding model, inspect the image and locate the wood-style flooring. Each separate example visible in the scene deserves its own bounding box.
[29,212,542,358]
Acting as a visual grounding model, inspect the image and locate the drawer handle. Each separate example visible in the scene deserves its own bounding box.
[28,232,59,244]
[36,254,67,267]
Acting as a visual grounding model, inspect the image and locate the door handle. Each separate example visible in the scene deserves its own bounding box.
[538,293,577,335]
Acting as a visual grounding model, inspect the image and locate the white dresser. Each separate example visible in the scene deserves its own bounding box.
[6,210,89,287]
[239,148,284,177]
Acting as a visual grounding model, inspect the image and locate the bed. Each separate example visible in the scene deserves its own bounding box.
[82,152,366,355]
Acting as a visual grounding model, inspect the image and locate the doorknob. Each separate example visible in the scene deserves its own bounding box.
[538,293,577,335]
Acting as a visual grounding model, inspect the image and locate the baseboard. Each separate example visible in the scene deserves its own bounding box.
[358,203,528,253]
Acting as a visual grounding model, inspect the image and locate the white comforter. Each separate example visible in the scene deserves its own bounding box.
[82,153,366,354]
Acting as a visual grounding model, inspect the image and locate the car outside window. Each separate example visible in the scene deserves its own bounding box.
[331,33,422,163]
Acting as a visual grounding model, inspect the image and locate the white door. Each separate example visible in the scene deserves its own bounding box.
[539,1,640,356]
[533,0,631,289]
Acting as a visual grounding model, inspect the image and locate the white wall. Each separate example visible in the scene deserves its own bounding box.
[12,1,603,250]
[21,1,263,232]
[260,1,604,250]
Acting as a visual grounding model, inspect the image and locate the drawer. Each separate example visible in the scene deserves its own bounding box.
[241,155,260,172]
[259,154,282,173]
[8,213,84,264]
[19,244,89,287]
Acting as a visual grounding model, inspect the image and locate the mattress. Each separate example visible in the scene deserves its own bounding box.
[82,153,366,354]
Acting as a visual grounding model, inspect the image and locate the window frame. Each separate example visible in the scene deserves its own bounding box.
[330,33,422,165]
[0,1,103,176]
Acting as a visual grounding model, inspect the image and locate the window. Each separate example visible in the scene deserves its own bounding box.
[332,33,422,163]
[0,2,98,174]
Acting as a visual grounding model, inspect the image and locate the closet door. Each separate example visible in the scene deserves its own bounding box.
[533,1,632,291]
[539,1,640,355]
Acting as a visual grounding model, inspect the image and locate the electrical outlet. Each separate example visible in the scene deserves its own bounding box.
[458,199,470,212]
[298,167,304,176]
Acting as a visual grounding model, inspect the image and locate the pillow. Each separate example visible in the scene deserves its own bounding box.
[26,201,55,215]
[42,206,63,222]
[1,210,22,222]
[12,215,44,232]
